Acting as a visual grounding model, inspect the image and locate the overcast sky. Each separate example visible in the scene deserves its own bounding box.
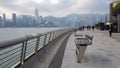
[0,0,112,18]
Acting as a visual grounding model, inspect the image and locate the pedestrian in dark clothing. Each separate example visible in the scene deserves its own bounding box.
[79,27,81,30]
[82,26,84,31]
[92,26,95,31]
[109,24,114,37]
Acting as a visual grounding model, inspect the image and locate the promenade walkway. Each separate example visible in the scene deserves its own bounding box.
[61,29,120,68]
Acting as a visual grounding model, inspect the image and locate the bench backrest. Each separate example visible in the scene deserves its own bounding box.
[85,35,93,41]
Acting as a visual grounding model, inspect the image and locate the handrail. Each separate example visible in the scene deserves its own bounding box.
[0,36,27,48]
[0,31,54,48]
[0,28,75,68]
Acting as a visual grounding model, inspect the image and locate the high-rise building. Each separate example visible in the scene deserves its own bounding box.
[3,13,6,23]
[35,9,39,20]
[0,16,4,26]
[0,16,2,26]
[12,13,17,25]
[0,16,2,21]
[39,16,43,23]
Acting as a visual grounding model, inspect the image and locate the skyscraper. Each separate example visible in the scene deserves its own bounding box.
[39,16,43,23]
[0,16,2,22]
[3,13,6,23]
[35,9,39,20]
[12,13,17,26]
[0,16,2,26]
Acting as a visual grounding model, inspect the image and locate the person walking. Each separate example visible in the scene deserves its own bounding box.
[82,26,85,31]
[92,26,95,31]
[109,24,114,37]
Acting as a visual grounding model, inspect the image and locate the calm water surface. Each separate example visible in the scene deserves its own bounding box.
[0,27,64,41]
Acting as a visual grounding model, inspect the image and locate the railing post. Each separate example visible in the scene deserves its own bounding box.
[35,37,40,53]
[43,34,47,46]
[55,31,57,37]
[55,31,57,38]
[20,41,27,65]
[52,32,55,40]
[48,33,52,42]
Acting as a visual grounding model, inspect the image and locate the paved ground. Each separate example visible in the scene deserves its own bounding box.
[96,30,120,42]
[112,33,120,41]
[61,29,120,68]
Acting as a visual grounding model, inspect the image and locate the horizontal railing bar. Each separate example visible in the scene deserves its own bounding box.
[26,45,35,50]
[0,48,21,59]
[26,44,35,48]
[27,43,36,46]
[0,45,21,55]
[26,48,35,52]
[26,46,35,52]
[26,43,36,48]
[11,61,20,68]
[0,50,21,60]
[8,60,20,68]
[0,30,58,48]
[27,42,36,46]
[25,51,35,59]
[0,44,21,51]
[27,39,37,43]
[0,55,20,67]
[0,49,21,60]
[0,53,21,64]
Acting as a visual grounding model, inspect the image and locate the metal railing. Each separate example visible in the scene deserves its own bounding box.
[0,28,75,68]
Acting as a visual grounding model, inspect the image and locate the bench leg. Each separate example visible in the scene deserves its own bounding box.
[76,46,87,63]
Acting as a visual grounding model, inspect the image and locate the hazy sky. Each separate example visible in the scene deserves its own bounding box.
[0,0,112,18]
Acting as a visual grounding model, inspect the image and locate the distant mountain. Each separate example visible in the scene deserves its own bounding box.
[43,13,109,27]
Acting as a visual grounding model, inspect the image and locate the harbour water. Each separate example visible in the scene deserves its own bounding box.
[0,27,64,41]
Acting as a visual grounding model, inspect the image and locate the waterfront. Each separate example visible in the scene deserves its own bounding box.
[0,27,64,41]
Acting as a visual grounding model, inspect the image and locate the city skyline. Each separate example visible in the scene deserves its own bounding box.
[0,0,112,18]
[0,12,109,27]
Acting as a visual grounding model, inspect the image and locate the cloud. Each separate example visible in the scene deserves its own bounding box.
[0,0,112,18]
[71,0,111,14]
